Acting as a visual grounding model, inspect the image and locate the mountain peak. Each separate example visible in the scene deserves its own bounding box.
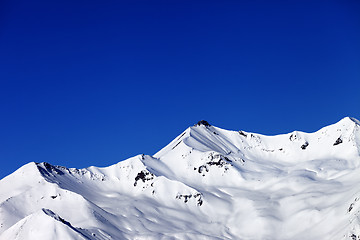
[328,117,360,133]
[348,117,360,125]
[194,120,211,127]
[337,116,359,125]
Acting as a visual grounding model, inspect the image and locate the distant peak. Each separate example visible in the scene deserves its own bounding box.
[195,120,211,127]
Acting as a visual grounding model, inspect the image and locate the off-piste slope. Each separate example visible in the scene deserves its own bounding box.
[1,117,360,240]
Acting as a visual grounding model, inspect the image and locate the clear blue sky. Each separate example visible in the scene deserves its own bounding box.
[1,0,359,179]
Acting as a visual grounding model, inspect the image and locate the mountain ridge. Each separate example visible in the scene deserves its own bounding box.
[1,117,360,239]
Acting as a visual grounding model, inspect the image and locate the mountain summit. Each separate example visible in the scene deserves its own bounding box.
[1,117,360,239]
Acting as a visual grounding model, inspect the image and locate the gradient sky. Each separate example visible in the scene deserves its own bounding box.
[1,0,359,179]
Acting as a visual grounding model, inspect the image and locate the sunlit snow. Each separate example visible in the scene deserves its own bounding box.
[1,117,360,239]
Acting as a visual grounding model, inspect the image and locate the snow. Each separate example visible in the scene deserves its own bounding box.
[1,117,360,239]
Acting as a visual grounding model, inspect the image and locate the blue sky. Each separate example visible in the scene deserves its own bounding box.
[1,0,359,179]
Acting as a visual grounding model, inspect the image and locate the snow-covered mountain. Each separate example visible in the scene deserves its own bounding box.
[1,117,360,240]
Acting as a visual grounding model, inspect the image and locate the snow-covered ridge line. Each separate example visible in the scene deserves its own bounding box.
[1,117,360,240]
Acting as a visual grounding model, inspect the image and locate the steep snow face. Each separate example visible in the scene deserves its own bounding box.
[1,117,360,240]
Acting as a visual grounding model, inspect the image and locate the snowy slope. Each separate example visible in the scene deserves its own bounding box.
[1,117,360,239]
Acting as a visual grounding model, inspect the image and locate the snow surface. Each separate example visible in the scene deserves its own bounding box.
[1,117,360,239]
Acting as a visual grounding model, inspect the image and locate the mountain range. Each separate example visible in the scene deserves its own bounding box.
[1,117,360,239]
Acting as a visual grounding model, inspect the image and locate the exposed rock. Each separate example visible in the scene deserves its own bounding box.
[134,170,154,186]
[334,137,343,146]
[176,193,203,206]
[195,120,211,127]
[301,142,309,150]
[239,131,247,137]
